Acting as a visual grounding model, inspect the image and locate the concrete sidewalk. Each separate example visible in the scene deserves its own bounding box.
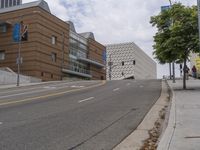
[158,79,200,150]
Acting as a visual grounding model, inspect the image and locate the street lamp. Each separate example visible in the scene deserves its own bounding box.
[168,0,176,83]
[11,11,40,86]
[197,0,200,53]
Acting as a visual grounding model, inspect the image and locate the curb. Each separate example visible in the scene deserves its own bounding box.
[113,80,170,150]
[157,80,176,150]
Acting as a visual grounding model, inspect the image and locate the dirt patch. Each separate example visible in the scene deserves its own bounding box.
[140,88,170,150]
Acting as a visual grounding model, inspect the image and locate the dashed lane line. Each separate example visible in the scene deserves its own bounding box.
[0,81,106,107]
[78,97,95,103]
[113,88,120,92]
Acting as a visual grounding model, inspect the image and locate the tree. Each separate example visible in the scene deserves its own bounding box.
[150,3,200,89]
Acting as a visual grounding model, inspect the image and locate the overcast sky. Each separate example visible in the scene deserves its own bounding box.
[25,0,197,78]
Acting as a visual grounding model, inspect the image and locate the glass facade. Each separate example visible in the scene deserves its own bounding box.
[69,31,90,76]
[0,0,22,9]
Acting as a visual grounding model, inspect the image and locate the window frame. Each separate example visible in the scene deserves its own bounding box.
[0,50,5,61]
[51,36,57,45]
[51,52,57,62]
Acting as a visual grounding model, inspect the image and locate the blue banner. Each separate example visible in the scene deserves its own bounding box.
[13,23,21,42]
[102,50,106,62]
[161,5,171,12]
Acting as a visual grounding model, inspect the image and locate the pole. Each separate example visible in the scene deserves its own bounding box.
[172,62,175,83]
[109,54,112,80]
[61,32,65,80]
[183,57,186,89]
[17,22,21,86]
[198,0,200,52]
[169,63,172,79]
[169,0,176,83]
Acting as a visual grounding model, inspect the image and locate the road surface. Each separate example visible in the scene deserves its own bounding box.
[0,80,161,150]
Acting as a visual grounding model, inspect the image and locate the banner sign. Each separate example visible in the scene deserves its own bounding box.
[102,50,106,63]
[161,5,171,12]
[21,21,28,41]
[12,22,28,42]
[13,23,21,42]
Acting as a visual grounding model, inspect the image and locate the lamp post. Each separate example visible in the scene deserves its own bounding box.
[16,22,21,86]
[108,54,112,80]
[12,11,40,86]
[169,0,176,83]
[198,0,200,53]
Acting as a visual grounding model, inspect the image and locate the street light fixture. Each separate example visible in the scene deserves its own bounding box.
[11,11,40,86]
[168,0,176,83]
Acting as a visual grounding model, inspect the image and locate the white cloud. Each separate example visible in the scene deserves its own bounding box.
[23,0,197,78]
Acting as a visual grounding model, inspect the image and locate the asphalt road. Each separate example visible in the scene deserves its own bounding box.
[0,79,161,150]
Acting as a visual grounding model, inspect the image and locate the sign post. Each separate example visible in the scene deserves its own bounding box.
[13,23,21,86]
[197,0,200,52]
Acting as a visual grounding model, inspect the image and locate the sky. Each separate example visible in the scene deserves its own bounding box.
[24,0,197,78]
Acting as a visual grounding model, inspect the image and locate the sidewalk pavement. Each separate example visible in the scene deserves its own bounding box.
[158,79,200,150]
[0,80,68,89]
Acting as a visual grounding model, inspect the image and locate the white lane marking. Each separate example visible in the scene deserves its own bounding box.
[79,86,85,88]
[71,85,85,88]
[127,83,130,86]
[0,122,2,125]
[78,97,95,103]
[43,86,56,89]
[139,85,144,88]
[113,88,120,92]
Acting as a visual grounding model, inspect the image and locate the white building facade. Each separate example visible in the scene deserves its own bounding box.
[106,42,157,80]
[0,0,22,9]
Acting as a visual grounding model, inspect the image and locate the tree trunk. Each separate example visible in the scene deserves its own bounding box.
[183,57,187,90]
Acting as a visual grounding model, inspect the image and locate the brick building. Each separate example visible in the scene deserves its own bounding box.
[0,0,106,81]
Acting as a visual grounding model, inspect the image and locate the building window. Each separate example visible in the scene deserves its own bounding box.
[0,51,5,60]
[13,0,16,6]
[51,74,53,78]
[133,60,136,65]
[51,52,57,62]
[122,61,124,66]
[41,72,44,76]
[52,36,57,45]
[17,0,20,5]
[1,0,4,8]
[0,24,7,33]
[5,0,8,7]
[9,0,12,7]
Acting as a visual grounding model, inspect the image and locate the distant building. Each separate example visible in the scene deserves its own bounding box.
[106,42,157,80]
[0,0,22,9]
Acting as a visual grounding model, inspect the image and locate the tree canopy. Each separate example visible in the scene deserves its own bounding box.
[150,3,199,64]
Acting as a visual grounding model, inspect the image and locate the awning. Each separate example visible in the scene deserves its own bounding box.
[77,57,105,68]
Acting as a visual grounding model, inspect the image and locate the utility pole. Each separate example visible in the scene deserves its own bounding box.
[109,54,112,80]
[61,32,65,80]
[169,0,176,83]
[169,63,172,79]
[198,0,200,52]
[17,29,21,86]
